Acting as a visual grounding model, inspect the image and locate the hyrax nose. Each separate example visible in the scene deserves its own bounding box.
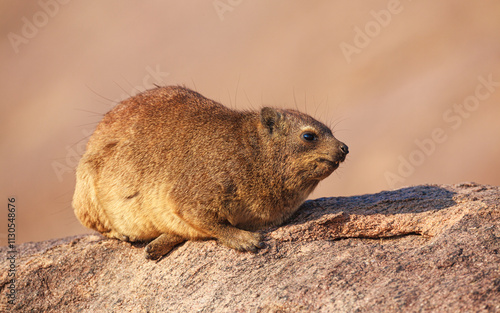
[339,143,349,156]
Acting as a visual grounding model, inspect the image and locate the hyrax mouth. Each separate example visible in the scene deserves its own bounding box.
[323,142,349,170]
[318,158,341,170]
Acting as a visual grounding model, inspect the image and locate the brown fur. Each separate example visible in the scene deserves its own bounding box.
[73,86,348,259]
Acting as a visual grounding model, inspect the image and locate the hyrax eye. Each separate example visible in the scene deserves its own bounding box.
[301,132,318,142]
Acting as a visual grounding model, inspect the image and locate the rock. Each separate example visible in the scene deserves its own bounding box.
[1,183,499,312]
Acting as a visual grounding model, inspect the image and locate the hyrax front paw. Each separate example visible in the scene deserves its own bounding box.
[219,230,264,253]
[145,233,185,260]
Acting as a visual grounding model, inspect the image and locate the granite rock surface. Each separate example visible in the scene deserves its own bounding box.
[1,183,499,312]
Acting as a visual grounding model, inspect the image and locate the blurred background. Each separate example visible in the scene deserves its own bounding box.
[1,1,499,245]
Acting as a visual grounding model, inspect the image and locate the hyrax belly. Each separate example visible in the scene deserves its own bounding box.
[100,195,208,242]
[92,150,211,242]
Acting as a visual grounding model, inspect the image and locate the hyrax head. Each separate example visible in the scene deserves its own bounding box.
[260,107,348,181]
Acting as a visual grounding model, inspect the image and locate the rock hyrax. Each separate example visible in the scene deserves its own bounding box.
[73,86,348,259]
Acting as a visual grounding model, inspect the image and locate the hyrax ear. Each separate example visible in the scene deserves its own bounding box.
[260,107,282,134]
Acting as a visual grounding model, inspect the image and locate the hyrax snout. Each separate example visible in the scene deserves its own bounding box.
[73,86,348,259]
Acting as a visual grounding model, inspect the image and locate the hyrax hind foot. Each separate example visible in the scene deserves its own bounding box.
[145,233,186,260]
[102,229,130,242]
[218,229,264,253]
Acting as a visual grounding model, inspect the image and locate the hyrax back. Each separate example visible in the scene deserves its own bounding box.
[73,86,348,259]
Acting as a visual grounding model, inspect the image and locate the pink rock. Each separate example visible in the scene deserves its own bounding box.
[1,183,499,312]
